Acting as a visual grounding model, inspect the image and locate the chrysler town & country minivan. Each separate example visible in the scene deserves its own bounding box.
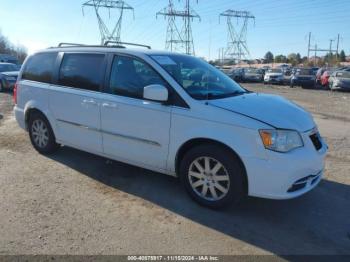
[14,42,327,208]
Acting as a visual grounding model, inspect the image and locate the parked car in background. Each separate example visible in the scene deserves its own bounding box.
[242,68,264,82]
[321,70,333,88]
[264,68,284,84]
[220,66,233,75]
[14,43,327,208]
[283,68,293,85]
[227,68,245,82]
[316,67,327,85]
[0,54,19,65]
[0,62,19,92]
[329,71,350,91]
[311,67,319,75]
[290,68,316,89]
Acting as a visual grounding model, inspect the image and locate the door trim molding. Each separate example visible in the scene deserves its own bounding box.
[56,119,161,147]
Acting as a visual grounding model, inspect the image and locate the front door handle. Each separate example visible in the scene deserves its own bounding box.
[82,99,98,106]
[102,102,118,109]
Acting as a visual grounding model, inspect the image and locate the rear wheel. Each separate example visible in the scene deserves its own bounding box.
[28,112,60,154]
[179,144,246,208]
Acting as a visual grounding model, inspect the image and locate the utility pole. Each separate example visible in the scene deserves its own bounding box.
[157,0,200,55]
[314,44,317,64]
[329,39,334,55]
[82,0,134,44]
[336,33,340,59]
[307,32,311,59]
[307,33,340,65]
[219,10,255,64]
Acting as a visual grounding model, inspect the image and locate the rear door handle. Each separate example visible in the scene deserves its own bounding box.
[82,99,98,106]
[102,102,118,109]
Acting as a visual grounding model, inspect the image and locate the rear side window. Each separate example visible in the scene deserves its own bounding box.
[22,52,57,83]
[58,53,105,91]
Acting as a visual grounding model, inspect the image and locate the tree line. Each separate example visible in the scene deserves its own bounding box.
[0,30,28,63]
[264,50,347,67]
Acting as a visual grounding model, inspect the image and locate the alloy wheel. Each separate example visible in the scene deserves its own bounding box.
[188,156,230,201]
[31,119,49,148]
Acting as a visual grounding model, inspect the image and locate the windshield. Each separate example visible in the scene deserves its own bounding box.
[150,54,247,100]
[268,69,282,73]
[0,63,17,72]
[296,69,313,75]
[245,68,261,74]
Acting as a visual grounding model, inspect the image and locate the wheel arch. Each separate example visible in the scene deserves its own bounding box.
[175,138,248,194]
[24,106,56,137]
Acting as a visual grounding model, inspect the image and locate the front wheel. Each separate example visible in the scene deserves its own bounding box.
[28,112,60,154]
[179,144,246,208]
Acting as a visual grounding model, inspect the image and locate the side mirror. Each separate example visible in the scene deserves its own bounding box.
[143,84,168,102]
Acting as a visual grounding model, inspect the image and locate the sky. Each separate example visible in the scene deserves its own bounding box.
[0,0,350,60]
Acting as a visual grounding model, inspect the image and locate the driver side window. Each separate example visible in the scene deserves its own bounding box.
[109,55,166,99]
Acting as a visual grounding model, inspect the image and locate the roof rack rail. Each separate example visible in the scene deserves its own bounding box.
[104,41,151,49]
[58,43,87,47]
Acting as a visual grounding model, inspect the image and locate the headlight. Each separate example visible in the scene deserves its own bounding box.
[259,129,303,152]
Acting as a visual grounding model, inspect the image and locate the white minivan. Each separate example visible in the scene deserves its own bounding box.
[14,42,327,208]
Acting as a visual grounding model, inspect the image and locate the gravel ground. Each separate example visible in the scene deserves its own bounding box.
[0,84,349,256]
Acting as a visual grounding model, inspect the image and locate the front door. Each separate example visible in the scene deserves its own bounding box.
[100,55,171,170]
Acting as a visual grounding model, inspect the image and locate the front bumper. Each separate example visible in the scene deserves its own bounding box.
[331,82,350,90]
[264,78,283,84]
[244,76,262,82]
[292,79,315,86]
[243,129,327,199]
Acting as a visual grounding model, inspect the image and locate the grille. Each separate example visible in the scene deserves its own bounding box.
[310,133,322,151]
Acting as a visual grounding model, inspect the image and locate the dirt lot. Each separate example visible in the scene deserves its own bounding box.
[0,84,349,256]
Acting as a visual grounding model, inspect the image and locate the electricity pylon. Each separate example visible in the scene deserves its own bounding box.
[157,0,200,55]
[220,10,255,63]
[156,1,183,52]
[83,0,134,44]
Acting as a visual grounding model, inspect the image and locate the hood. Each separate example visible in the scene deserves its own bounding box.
[245,73,261,77]
[1,71,19,77]
[209,93,315,132]
[295,74,314,78]
[265,73,283,77]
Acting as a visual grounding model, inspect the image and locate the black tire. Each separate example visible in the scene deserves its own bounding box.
[179,144,246,208]
[28,112,60,154]
[0,82,3,92]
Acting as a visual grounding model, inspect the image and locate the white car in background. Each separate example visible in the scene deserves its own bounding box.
[264,68,284,85]
[14,42,327,208]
